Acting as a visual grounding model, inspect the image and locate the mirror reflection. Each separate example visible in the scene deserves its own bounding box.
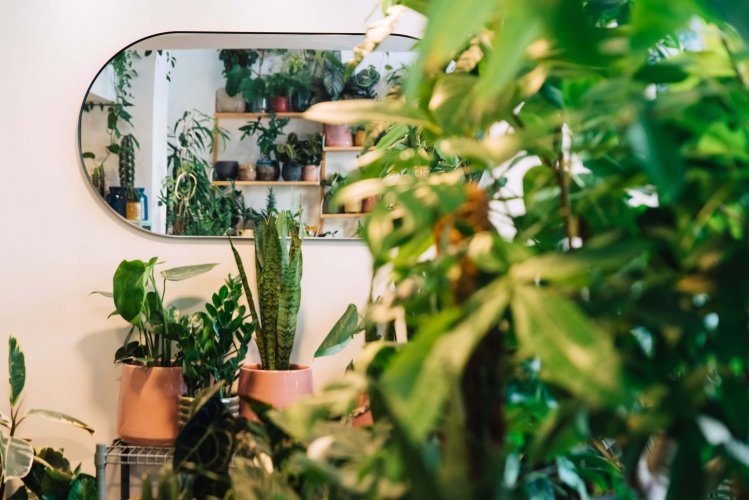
[79,33,415,238]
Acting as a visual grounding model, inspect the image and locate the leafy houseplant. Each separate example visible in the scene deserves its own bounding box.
[1,337,94,499]
[231,211,310,413]
[265,73,294,112]
[104,258,217,445]
[321,172,348,214]
[239,113,289,181]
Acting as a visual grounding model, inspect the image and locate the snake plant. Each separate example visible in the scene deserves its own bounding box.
[231,211,303,370]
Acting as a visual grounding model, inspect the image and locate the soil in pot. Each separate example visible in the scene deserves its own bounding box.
[282,162,303,181]
[214,161,239,181]
[325,124,353,147]
[117,364,185,446]
[271,96,289,113]
[302,165,319,182]
[237,364,313,420]
[256,160,279,181]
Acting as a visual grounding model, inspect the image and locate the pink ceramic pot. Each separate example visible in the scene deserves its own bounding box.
[117,364,185,446]
[302,165,319,182]
[237,364,313,419]
[324,124,353,147]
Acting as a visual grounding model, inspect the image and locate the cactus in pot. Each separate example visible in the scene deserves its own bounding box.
[118,134,138,202]
[231,211,303,370]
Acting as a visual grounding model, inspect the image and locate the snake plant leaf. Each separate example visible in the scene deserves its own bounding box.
[24,409,94,435]
[511,285,627,406]
[276,235,303,369]
[259,218,282,369]
[381,279,510,440]
[0,433,35,480]
[160,263,217,281]
[113,259,150,324]
[229,238,261,331]
[9,336,25,407]
[315,304,363,358]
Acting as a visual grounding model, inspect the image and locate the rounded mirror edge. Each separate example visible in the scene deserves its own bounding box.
[77,30,418,242]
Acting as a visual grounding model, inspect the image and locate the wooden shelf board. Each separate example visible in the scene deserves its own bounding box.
[323,146,363,152]
[320,213,368,219]
[215,112,307,119]
[211,181,319,187]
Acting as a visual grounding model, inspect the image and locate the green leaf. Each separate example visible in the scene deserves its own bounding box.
[511,285,627,406]
[0,433,35,480]
[315,304,362,357]
[9,336,25,407]
[81,152,96,159]
[89,290,113,298]
[25,409,94,435]
[304,99,441,133]
[160,263,217,281]
[69,474,97,500]
[113,259,149,324]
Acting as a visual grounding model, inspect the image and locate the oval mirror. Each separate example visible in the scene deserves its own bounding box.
[78,32,416,239]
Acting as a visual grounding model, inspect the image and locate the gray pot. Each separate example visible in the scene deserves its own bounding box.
[214,161,239,181]
[178,395,239,428]
[250,97,268,113]
[256,159,279,181]
[282,162,303,181]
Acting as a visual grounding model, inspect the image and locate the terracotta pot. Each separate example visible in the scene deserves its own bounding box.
[361,196,378,213]
[215,88,245,113]
[352,392,374,427]
[178,395,239,428]
[325,124,353,147]
[271,96,289,113]
[302,165,319,182]
[354,130,366,147]
[117,364,185,446]
[238,364,313,419]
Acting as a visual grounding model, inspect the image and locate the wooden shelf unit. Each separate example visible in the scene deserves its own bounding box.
[214,112,306,120]
[211,181,319,187]
[320,213,367,219]
[323,146,363,152]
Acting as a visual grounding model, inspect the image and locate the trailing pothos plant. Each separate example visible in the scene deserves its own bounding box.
[276,0,749,498]
[230,211,303,371]
[101,258,217,366]
[1,337,94,499]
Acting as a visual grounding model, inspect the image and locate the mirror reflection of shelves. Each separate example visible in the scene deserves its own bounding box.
[211,180,319,187]
[320,213,366,219]
[214,112,306,120]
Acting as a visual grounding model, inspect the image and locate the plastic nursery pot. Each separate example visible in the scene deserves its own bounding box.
[178,395,239,428]
[215,88,245,113]
[354,130,366,147]
[256,160,279,181]
[117,364,185,446]
[282,162,303,181]
[324,124,353,147]
[302,164,319,182]
[237,364,313,420]
[271,96,289,113]
[214,160,239,181]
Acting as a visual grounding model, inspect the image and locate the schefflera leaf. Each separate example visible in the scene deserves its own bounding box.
[511,285,628,407]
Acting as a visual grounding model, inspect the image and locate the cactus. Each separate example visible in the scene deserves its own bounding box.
[230,211,303,370]
[118,134,138,201]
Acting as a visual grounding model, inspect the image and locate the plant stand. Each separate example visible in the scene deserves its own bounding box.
[95,440,173,500]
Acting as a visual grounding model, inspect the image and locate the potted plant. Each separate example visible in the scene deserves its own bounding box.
[217,49,259,112]
[240,76,269,113]
[176,275,254,427]
[230,211,311,417]
[299,133,323,181]
[265,73,294,113]
[321,172,348,214]
[285,50,321,112]
[1,337,95,499]
[102,258,217,445]
[352,124,367,147]
[239,113,289,181]
[274,132,304,181]
[118,134,145,221]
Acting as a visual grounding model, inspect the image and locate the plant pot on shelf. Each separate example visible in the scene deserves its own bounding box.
[291,88,312,112]
[237,364,313,420]
[282,162,303,181]
[354,130,366,147]
[271,96,289,113]
[256,159,279,181]
[249,97,268,113]
[302,165,319,182]
[126,201,143,221]
[216,88,245,113]
[117,364,185,446]
[107,187,127,218]
[324,124,353,147]
[178,395,239,428]
[344,198,362,214]
[238,164,256,181]
[214,161,239,181]
[362,195,378,213]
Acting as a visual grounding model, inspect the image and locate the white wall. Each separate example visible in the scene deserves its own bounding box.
[0,0,423,492]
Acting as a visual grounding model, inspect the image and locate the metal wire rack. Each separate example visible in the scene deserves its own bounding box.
[104,439,173,466]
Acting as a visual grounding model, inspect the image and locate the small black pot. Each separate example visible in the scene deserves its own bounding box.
[214,161,239,181]
[256,159,279,181]
[282,162,303,181]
